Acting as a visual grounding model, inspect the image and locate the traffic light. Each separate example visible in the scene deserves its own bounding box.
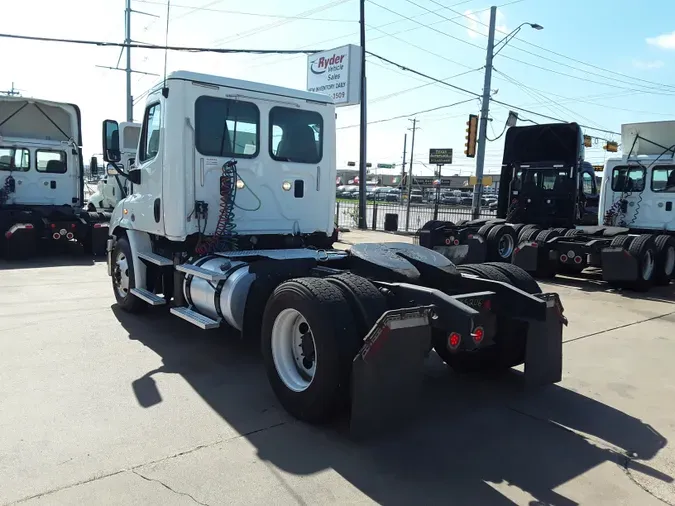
[603,141,618,153]
[465,114,478,158]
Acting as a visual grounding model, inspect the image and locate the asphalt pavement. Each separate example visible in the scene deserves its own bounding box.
[0,234,674,506]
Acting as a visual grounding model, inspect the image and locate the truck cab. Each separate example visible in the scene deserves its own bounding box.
[103,71,336,247]
[498,122,598,228]
[0,97,83,207]
[599,121,675,233]
[87,121,140,211]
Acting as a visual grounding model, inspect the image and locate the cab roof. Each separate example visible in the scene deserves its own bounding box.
[161,71,333,104]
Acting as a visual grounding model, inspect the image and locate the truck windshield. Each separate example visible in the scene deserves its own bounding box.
[651,166,675,192]
[513,168,571,192]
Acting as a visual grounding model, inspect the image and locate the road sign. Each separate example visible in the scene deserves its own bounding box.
[429,148,453,165]
[377,163,396,169]
[468,176,493,186]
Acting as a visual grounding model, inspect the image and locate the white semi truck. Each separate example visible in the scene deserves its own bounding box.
[0,96,109,258]
[87,121,141,211]
[101,71,567,434]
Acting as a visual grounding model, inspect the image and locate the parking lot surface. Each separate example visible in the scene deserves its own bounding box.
[1,233,674,506]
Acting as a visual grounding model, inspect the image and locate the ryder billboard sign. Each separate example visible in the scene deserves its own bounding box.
[307,44,361,106]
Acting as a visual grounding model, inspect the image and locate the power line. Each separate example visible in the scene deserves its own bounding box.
[436,1,675,92]
[0,32,325,54]
[134,0,356,21]
[367,0,486,51]
[365,51,620,136]
[369,67,482,104]
[337,98,476,129]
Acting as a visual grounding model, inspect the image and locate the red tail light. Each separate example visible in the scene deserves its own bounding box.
[471,327,485,343]
[482,299,492,311]
[448,332,461,349]
[574,255,583,264]
[560,254,568,263]
[50,223,56,229]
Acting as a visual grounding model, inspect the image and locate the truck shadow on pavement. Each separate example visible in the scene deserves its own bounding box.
[540,273,674,305]
[113,305,672,506]
[0,248,105,271]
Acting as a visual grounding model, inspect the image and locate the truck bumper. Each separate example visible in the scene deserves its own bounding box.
[350,306,433,439]
[600,246,639,281]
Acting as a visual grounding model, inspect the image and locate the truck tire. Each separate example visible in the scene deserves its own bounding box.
[627,234,656,292]
[455,219,469,227]
[610,235,633,248]
[509,223,526,235]
[111,237,147,313]
[261,277,361,423]
[485,224,518,262]
[654,235,675,286]
[552,228,567,235]
[518,225,540,242]
[326,273,387,336]
[532,229,561,278]
[483,262,542,294]
[564,228,582,237]
[436,264,526,372]
[477,223,495,237]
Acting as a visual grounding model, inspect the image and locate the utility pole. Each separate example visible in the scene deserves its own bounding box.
[472,5,497,219]
[405,118,418,231]
[0,83,21,96]
[125,0,133,121]
[400,133,407,190]
[357,0,368,229]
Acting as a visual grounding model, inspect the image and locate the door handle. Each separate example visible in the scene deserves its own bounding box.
[316,166,321,191]
[666,201,672,212]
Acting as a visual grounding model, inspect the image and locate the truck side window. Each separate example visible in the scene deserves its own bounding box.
[139,103,161,163]
[270,107,323,164]
[195,97,259,158]
[611,166,645,192]
[582,172,595,195]
[0,147,30,172]
[651,166,675,192]
[36,150,67,174]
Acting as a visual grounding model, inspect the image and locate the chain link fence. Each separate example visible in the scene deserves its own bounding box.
[335,199,497,233]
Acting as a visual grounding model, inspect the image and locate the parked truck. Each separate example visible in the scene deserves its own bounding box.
[101,71,567,435]
[0,96,110,258]
[417,121,675,291]
[86,121,141,211]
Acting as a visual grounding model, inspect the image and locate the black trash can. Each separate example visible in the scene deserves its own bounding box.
[384,213,399,232]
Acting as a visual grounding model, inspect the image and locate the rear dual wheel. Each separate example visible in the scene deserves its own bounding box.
[261,275,385,423]
[476,223,518,262]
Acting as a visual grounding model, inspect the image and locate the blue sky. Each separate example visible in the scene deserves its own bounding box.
[2,0,674,175]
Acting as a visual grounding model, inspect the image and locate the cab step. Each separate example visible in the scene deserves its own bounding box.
[170,306,221,329]
[138,251,173,267]
[175,263,228,282]
[130,288,166,306]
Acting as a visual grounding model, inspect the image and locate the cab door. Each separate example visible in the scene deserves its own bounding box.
[648,165,675,232]
[579,170,599,225]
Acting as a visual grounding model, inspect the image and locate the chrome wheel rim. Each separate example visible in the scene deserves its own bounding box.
[664,246,675,277]
[271,308,316,392]
[113,251,130,299]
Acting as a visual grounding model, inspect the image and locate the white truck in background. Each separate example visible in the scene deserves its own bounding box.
[0,96,109,258]
[87,121,141,211]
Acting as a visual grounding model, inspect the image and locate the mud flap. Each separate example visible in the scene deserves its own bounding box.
[512,241,540,272]
[524,293,566,386]
[350,306,433,440]
[600,246,638,281]
[432,235,487,264]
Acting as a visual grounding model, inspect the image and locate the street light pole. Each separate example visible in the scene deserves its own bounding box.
[472,7,543,219]
[471,5,497,220]
[357,0,368,229]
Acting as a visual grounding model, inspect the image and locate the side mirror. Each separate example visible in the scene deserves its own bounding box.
[90,156,99,177]
[102,119,121,163]
[128,168,141,185]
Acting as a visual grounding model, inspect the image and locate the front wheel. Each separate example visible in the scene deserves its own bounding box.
[111,237,146,313]
[261,278,361,423]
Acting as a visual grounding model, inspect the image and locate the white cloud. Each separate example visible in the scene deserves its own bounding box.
[632,59,665,70]
[646,31,675,49]
[464,9,508,40]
